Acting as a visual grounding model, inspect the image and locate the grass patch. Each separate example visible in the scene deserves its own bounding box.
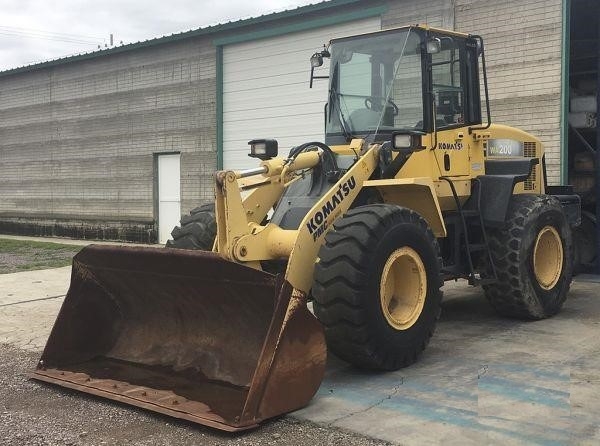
[0,238,83,274]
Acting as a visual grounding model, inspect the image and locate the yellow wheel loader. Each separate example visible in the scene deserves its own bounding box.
[32,25,581,431]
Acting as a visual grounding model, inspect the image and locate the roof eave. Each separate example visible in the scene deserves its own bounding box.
[0,0,363,78]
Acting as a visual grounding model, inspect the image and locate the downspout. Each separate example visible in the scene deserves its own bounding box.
[560,0,570,185]
[216,45,224,170]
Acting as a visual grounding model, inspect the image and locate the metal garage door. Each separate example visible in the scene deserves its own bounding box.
[223,17,381,170]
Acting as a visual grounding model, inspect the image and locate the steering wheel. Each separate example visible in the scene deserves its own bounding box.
[364,96,399,116]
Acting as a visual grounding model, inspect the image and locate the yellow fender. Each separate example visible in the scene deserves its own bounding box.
[362,177,447,238]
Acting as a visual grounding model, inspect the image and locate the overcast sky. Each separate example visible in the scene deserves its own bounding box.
[0,0,318,71]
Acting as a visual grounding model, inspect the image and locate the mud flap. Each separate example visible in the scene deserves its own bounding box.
[31,245,326,431]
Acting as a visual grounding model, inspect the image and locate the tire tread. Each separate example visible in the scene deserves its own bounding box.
[312,204,443,370]
[166,203,216,250]
[483,194,572,319]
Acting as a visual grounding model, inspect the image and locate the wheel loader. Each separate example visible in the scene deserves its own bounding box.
[32,25,581,431]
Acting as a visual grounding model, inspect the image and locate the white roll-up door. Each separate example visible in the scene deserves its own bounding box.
[223,17,381,170]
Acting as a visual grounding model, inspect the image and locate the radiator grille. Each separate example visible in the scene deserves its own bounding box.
[523,142,537,190]
[524,142,536,157]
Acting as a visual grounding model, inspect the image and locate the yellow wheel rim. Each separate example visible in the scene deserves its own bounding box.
[533,226,563,290]
[379,247,427,330]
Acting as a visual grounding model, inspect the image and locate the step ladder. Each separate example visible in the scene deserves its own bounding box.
[440,177,498,286]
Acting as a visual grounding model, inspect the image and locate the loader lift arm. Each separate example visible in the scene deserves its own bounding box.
[214,145,381,293]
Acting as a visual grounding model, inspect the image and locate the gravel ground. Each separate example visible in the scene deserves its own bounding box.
[0,344,389,446]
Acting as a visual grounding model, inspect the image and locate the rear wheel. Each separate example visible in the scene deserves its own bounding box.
[166,203,216,250]
[312,204,443,370]
[483,194,573,319]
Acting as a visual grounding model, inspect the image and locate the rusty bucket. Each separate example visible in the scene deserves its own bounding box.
[31,245,326,431]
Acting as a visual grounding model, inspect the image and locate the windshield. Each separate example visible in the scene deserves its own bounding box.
[326,29,424,139]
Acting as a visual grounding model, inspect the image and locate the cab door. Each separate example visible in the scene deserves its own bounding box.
[429,34,482,178]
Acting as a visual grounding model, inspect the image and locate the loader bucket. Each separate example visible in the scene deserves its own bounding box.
[31,245,326,431]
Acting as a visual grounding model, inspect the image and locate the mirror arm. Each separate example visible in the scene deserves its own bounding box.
[309,66,329,89]
[309,46,331,89]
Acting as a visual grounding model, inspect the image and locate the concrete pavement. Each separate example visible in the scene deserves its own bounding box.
[295,279,600,444]
[0,267,69,351]
[1,265,599,444]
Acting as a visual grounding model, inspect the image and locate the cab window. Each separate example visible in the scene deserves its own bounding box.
[430,36,481,130]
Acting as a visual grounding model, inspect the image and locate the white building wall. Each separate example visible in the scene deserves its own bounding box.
[383,0,455,29]
[222,17,381,169]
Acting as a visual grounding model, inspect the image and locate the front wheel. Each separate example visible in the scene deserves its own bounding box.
[483,194,573,319]
[312,204,443,370]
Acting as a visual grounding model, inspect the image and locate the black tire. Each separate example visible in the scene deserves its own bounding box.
[166,203,216,250]
[312,204,443,370]
[483,194,573,319]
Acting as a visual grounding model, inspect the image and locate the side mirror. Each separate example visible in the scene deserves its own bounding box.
[310,53,323,68]
[391,132,425,152]
[309,46,330,88]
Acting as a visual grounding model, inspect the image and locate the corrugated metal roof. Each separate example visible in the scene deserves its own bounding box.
[0,0,362,78]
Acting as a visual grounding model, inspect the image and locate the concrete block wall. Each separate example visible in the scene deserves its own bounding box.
[0,37,217,242]
[383,0,563,184]
[455,0,563,183]
[383,0,454,29]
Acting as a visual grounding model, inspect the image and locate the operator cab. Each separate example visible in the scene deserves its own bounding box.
[311,26,484,146]
[272,27,488,233]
